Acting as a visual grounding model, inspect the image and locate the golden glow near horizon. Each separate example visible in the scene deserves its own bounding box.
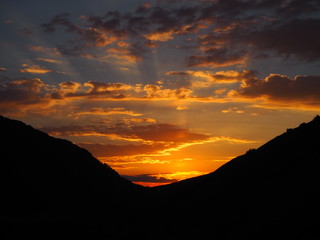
[1,0,320,186]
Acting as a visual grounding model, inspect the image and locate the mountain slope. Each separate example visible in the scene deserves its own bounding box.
[0,115,142,239]
[131,116,320,239]
[1,115,320,239]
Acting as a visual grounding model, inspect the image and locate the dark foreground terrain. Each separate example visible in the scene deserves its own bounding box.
[1,115,320,239]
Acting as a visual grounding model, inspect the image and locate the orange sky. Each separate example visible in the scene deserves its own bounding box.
[1,0,320,186]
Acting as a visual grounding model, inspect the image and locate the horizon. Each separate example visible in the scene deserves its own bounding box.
[1,113,319,187]
[1,0,320,186]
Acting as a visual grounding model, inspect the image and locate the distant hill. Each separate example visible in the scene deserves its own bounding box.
[1,115,320,239]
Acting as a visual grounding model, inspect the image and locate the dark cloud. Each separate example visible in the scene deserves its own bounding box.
[19,28,33,35]
[40,121,214,159]
[41,0,320,64]
[275,0,320,18]
[41,13,77,33]
[0,77,45,104]
[186,47,247,67]
[129,123,210,142]
[232,74,320,104]
[122,174,172,183]
[40,122,211,144]
[78,142,168,158]
[247,18,320,62]
[0,77,50,115]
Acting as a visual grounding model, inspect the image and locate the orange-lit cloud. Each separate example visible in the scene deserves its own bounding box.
[79,142,169,158]
[106,46,142,63]
[143,85,192,99]
[85,81,132,93]
[69,107,143,118]
[18,64,54,74]
[145,30,175,42]
[124,118,157,124]
[36,58,63,64]
[41,123,211,144]
[176,105,190,110]
[166,70,257,87]
[41,122,254,173]
[28,45,61,55]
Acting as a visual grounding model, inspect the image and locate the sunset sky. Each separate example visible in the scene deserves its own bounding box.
[1,0,320,186]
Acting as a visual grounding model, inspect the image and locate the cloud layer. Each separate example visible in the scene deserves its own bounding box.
[40,0,320,66]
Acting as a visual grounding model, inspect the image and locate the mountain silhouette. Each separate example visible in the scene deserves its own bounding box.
[0,115,142,239]
[136,115,320,239]
[1,115,320,239]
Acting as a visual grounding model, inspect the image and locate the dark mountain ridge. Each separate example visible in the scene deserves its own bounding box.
[0,115,142,239]
[138,115,320,239]
[1,115,320,239]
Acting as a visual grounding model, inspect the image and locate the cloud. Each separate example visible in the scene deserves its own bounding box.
[50,81,82,99]
[41,12,123,56]
[36,58,63,64]
[40,122,221,163]
[28,45,61,56]
[143,84,192,99]
[176,105,190,110]
[0,77,45,104]
[122,171,209,186]
[121,174,173,184]
[85,81,132,93]
[0,77,207,117]
[125,118,157,124]
[40,1,320,65]
[0,77,51,115]
[18,64,64,75]
[41,121,254,169]
[230,73,320,107]
[78,142,169,158]
[41,122,211,144]
[51,81,135,100]
[210,70,258,83]
[247,18,320,62]
[41,13,75,33]
[167,69,258,86]
[69,107,143,118]
[18,64,54,74]
[186,47,248,68]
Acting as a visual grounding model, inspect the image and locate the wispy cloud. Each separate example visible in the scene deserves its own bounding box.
[68,107,143,118]
[18,64,53,74]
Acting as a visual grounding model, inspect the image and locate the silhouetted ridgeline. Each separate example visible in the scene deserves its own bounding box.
[139,115,320,239]
[1,115,320,239]
[0,115,142,239]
